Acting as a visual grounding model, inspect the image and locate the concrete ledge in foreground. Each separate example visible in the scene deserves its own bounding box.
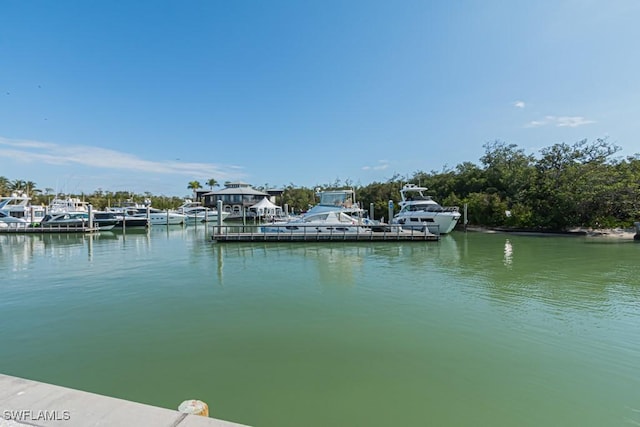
[0,374,247,427]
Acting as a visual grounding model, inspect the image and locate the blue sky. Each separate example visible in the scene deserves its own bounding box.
[2,1,639,197]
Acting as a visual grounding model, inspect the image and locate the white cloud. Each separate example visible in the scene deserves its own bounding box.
[555,116,596,127]
[514,101,526,108]
[0,137,57,149]
[526,120,546,128]
[524,115,595,128]
[362,160,389,171]
[0,136,241,180]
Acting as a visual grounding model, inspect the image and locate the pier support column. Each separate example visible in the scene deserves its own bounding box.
[217,200,223,236]
[634,222,640,241]
[464,203,468,232]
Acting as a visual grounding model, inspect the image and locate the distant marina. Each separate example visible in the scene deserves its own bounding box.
[1,183,462,240]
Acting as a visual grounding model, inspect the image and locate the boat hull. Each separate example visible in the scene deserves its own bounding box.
[392,212,460,234]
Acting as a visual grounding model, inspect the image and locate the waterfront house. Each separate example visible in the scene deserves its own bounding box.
[202,182,269,214]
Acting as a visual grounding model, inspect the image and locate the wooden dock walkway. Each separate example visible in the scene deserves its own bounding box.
[0,224,98,234]
[211,228,439,243]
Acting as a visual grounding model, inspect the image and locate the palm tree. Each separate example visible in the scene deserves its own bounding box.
[187,181,202,199]
[10,179,27,193]
[207,178,218,190]
[25,181,39,195]
[0,176,10,195]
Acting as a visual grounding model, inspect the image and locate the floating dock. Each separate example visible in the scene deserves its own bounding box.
[211,228,439,243]
[0,224,98,234]
[0,373,246,427]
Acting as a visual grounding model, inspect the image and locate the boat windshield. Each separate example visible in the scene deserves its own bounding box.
[303,213,329,222]
[401,203,445,213]
[318,191,353,207]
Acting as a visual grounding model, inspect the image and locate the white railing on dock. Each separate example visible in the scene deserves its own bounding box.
[211,223,439,242]
[0,222,96,233]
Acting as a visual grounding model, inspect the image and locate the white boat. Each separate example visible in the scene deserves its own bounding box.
[176,199,229,223]
[391,184,461,234]
[94,211,149,229]
[48,196,90,214]
[305,188,369,218]
[0,192,46,224]
[108,200,186,225]
[0,211,30,226]
[261,188,392,233]
[41,196,137,230]
[39,212,116,230]
[261,211,374,234]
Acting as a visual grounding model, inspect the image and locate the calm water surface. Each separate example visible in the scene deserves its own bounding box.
[1,227,639,426]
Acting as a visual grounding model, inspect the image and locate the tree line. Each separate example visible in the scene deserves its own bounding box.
[281,138,640,230]
[3,138,639,230]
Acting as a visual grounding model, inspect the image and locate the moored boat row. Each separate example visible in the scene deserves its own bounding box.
[2,185,461,235]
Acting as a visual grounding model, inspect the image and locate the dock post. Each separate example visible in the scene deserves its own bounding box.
[88,204,93,230]
[388,200,394,225]
[178,399,209,417]
[370,203,374,221]
[464,203,468,232]
[217,200,223,236]
[634,222,640,241]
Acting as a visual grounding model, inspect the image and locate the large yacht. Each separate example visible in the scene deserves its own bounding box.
[259,188,386,234]
[305,188,368,218]
[391,184,461,234]
[47,196,90,214]
[176,199,229,223]
[0,192,45,224]
[261,211,374,234]
[107,199,186,225]
[39,212,117,230]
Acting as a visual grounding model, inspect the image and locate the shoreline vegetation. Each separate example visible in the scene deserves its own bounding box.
[3,138,640,233]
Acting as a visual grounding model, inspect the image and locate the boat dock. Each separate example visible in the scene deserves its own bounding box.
[211,226,439,243]
[0,224,98,234]
[0,373,246,427]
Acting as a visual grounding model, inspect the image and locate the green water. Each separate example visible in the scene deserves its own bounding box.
[1,228,639,426]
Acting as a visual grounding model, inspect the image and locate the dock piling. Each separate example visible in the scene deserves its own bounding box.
[178,399,209,417]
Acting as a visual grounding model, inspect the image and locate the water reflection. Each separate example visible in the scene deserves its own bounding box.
[1,233,93,272]
[211,237,462,289]
[451,232,640,315]
[503,239,513,267]
[0,228,157,275]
